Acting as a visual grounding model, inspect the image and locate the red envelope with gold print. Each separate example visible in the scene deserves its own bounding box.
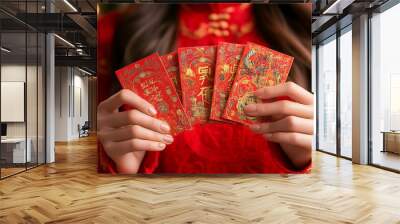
[160,52,182,101]
[223,42,294,125]
[178,46,216,125]
[210,42,244,122]
[115,53,191,135]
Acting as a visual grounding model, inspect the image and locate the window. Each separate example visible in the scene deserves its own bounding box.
[370,2,400,171]
[339,27,352,158]
[317,35,337,154]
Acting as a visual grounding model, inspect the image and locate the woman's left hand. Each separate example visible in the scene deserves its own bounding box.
[244,82,314,169]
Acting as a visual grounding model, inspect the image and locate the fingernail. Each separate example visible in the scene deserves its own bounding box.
[250,124,260,131]
[160,122,171,132]
[163,135,174,144]
[158,143,166,150]
[244,104,256,113]
[148,107,157,116]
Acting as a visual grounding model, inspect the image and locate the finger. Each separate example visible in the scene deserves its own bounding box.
[99,109,171,133]
[104,138,167,154]
[254,82,313,105]
[99,125,174,144]
[263,132,312,149]
[98,89,157,116]
[279,144,312,169]
[244,100,313,119]
[250,116,314,135]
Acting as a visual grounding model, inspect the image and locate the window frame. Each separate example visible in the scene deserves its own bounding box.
[315,24,353,160]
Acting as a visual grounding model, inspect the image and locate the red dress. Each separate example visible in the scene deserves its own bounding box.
[97,4,311,174]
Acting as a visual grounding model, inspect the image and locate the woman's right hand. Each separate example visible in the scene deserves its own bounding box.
[97,89,174,174]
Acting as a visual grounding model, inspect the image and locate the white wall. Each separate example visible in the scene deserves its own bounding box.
[54,66,70,141]
[1,65,38,138]
[54,67,89,141]
[72,73,89,138]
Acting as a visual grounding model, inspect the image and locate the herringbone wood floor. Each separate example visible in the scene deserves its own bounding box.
[1,135,400,224]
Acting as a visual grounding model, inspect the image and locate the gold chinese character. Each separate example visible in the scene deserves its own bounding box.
[198,66,210,85]
[185,68,194,77]
[197,86,212,105]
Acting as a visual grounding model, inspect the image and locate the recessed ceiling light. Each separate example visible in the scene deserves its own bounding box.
[63,0,78,12]
[54,34,75,48]
[77,67,93,76]
[322,0,354,15]
[1,47,11,53]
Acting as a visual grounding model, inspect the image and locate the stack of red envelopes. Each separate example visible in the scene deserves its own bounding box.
[115,42,294,135]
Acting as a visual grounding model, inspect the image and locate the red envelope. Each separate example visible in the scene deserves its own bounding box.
[223,42,294,125]
[210,42,244,122]
[115,53,191,135]
[178,46,216,125]
[160,52,182,101]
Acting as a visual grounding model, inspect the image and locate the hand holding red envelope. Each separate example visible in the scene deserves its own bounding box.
[115,53,191,135]
[223,42,294,125]
[115,42,294,135]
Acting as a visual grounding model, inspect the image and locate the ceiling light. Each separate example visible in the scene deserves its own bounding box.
[63,0,78,12]
[322,0,343,14]
[54,34,75,48]
[1,47,11,53]
[322,0,354,15]
[77,67,93,76]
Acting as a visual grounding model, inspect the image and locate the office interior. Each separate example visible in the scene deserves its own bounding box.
[312,0,400,172]
[0,0,97,179]
[0,0,399,222]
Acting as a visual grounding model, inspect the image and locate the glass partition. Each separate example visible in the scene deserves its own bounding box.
[370,3,400,171]
[339,27,352,158]
[1,30,28,177]
[0,0,46,179]
[317,35,337,154]
[27,30,38,169]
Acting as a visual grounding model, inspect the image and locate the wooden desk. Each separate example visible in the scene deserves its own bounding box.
[381,131,400,154]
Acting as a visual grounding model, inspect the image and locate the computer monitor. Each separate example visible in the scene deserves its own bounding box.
[1,123,7,137]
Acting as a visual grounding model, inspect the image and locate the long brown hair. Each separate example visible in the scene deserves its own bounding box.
[113,4,311,93]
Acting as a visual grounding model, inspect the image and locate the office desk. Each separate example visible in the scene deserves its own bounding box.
[381,131,400,154]
[1,138,31,164]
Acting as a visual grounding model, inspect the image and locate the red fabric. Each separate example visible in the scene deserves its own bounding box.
[139,96,311,174]
[177,4,266,47]
[97,4,311,174]
[140,123,307,174]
